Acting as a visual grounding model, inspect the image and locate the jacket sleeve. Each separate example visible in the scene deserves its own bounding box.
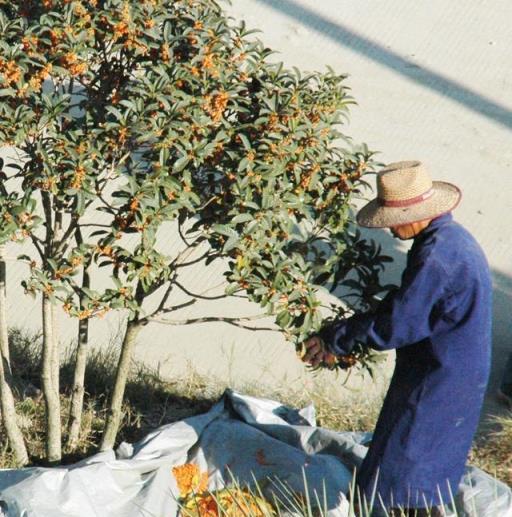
[318,257,449,355]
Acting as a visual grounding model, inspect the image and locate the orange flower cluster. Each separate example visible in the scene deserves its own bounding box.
[48,29,62,46]
[61,52,88,76]
[110,2,132,41]
[201,52,219,77]
[27,63,53,93]
[73,2,92,24]
[54,266,75,280]
[0,60,22,85]
[35,176,57,192]
[160,43,170,62]
[95,244,114,257]
[172,463,208,498]
[203,92,229,123]
[202,54,215,69]
[63,300,110,320]
[118,127,129,145]
[173,463,274,517]
[113,21,130,41]
[183,488,275,517]
[106,7,147,54]
[22,35,39,55]
[70,256,83,267]
[70,165,86,190]
[77,308,94,320]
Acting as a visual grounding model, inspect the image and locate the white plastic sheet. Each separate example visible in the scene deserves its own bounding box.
[0,390,510,516]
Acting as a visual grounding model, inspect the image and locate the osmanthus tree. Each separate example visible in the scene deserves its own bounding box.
[0,3,116,462]
[0,0,392,458]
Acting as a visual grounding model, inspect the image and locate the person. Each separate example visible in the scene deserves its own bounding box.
[301,161,492,516]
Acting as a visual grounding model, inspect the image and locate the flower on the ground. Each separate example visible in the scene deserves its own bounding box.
[183,488,274,517]
[173,463,274,516]
[172,463,208,498]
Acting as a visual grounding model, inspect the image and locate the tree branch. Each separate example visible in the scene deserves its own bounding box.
[79,223,112,228]
[171,235,208,267]
[41,191,53,255]
[30,234,45,260]
[54,216,78,256]
[141,298,197,324]
[174,280,238,301]
[174,249,217,269]
[147,313,278,332]
[153,282,174,315]
[177,219,191,247]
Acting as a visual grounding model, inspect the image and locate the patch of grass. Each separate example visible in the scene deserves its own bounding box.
[3,328,221,467]
[470,414,512,486]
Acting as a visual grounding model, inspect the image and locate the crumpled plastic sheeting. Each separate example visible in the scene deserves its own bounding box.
[0,389,510,516]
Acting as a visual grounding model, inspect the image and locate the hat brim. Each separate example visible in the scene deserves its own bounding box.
[356,181,461,228]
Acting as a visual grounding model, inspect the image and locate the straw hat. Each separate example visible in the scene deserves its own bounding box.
[356,161,461,228]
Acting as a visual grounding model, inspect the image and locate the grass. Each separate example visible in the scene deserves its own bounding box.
[1,327,510,515]
[3,328,220,467]
[470,414,512,487]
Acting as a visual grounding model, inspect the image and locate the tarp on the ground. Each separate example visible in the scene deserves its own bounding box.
[0,390,510,516]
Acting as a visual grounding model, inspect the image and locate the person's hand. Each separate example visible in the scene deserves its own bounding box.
[299,336,337,367]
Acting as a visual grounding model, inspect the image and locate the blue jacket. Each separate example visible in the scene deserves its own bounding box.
[319,213,492,508]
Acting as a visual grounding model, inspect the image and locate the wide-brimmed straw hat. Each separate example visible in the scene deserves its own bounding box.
[356,161,461,228]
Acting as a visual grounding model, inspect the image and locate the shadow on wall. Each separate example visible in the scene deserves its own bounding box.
[252,0,512,132]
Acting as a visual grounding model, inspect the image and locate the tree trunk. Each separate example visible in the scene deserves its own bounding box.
[0,363,29,466]
[66,293,90,450]
[0,246,11,376]
[0,245,29,466]
[66,225,90,451]
[42,294,61,464]
[100,320,141,451]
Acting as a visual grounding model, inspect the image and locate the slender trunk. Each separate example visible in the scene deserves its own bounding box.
[66,265,90,451]
[42,294,61,464]
[0,246,11,376]
[66,227,91,451]
[66,317,88,450]
[0,362,29,466]
[100,320,141,451]
[0,245,28,466]
[51,209,62,406]
[51,298,60,408]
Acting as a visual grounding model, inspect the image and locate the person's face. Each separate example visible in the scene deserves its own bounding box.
[389,219,432,240]
[389,224,417,240]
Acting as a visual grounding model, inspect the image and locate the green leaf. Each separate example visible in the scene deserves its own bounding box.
[223,235,239,252]
[173,155,189,172]
[231,213,254,224]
